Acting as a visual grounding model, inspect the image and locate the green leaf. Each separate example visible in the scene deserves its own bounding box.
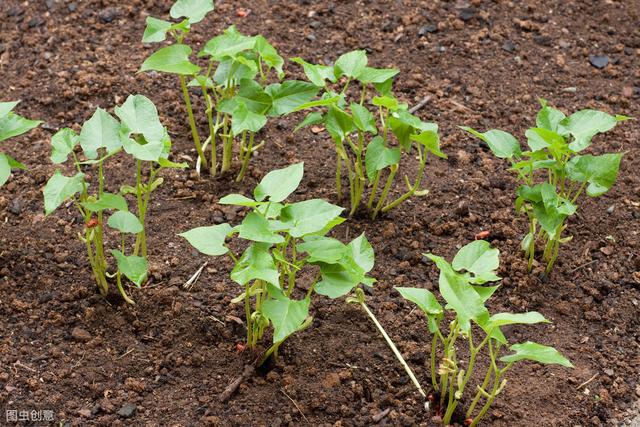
[213,56,258,86]
[107,211,143,234]
[254,35,285,78]
[121,135,165,162]
[524,127,565,152]
[219,193,261,206]
[231,242,280,287]
[50,128,80,164]
[500,341,573,368]
[488,312,549,328]
[280,199,344,238]
[292,96,341,112]
[178,224,233,256]
[43,171,85,215]
[396,286,443,332]
[266,81,319,116]
[536,99,566,133]
[559,109,620,152]
[452,240,500,283]
[334,50,368,79]
[0,154,11,186]
[170,0,214,24]
[231,103,267,135]
[460,126,521,159]
[315,262,365,298]
[111,250,148,288]
[347,233,374,272]
[426,253,489,332]
[372,95,399,111]
[115,94,165,143]
[140,44,200,75]
[365,136,400,180]
[298,236,347,264]
[356,67,399,84]
[157,157,188,169]
[566,153,623,197]
[235,212,284,244]
[142,17,172,43]
[325,105,355,142]
[294,112,324,132]
[188,75,215,89]
[0,101,19,119]
[199,25,256,60]
[232,79,272,114]
[350,103,377,134]
[396,287,442,315]
[254,162,304,202]
[262,291,310,343]
[411,130,446,158]
[81,192,128,212]
[79,108,121,159]
[0,112,41,143]
[291,57,336,87]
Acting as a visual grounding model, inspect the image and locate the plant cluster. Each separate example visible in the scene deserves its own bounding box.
[43,95,186,304]
[293,50,447,218]
[462,99,630,272]
[353,241,573,426]
[180,163,375,364]
[0,101,41,187]
[141,1,318,180]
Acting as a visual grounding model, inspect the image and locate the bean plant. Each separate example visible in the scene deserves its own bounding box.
[180,163,375,364]
[0,101,41,186]
[140,0,318,179]
[43,95,186,304]
[355,241,572,426]
[293,50,446,218]
[461,100,630,273]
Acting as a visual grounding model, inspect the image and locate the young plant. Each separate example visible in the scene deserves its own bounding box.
[461,100,631,273]
[180,162,375,364]
[354,241,573,426]
[43,95,186,304]
[292,50,446,218]
[0,100,41,186]
[140,1,318,179]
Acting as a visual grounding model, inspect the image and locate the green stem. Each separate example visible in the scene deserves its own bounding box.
[372,167,397,219]
[179,75,207,168]
[221,116,233,173]
[245,282,253,348]
[236,132,254,182]
[336,154,342,200]
[430,334,439,391]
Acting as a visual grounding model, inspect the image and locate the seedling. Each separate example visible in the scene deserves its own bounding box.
[43,95,186,304]
[292,50,446,218]
[140,1,318,179]
[461,100,631,273]
[180,162,375,364]
[353,241,573,426]
[0,100,41,186]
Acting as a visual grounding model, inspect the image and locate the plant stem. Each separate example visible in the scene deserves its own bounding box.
[236,132,254,182]
[372,167,397,219]
[336,154,342,200]
[245,282,253,348]
[116,270,135,305]
[221,116,233,173]
[430,334,439,391]
[179,75,207,168]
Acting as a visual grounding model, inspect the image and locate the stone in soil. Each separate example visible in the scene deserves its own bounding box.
[117,403,136,418]
[71,327,92,342]
[589,54,609,69]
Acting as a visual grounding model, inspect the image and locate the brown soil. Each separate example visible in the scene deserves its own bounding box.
[1,0,639,426]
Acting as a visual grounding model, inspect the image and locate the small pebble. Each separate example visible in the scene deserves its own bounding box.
[589,54,609,69]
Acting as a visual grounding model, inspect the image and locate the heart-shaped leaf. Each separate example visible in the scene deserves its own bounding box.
[254,162,304,202]
[179,223,233,256]
[108,211,143,234]
[80,108,122,159]
[141,44,200,75]
[43,171,85,215]
[50,128,80,164]
[231,242,280,287]
[111,250,148,287]
[500,341,573,368]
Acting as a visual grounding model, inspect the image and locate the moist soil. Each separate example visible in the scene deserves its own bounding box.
[1,0,640,426]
